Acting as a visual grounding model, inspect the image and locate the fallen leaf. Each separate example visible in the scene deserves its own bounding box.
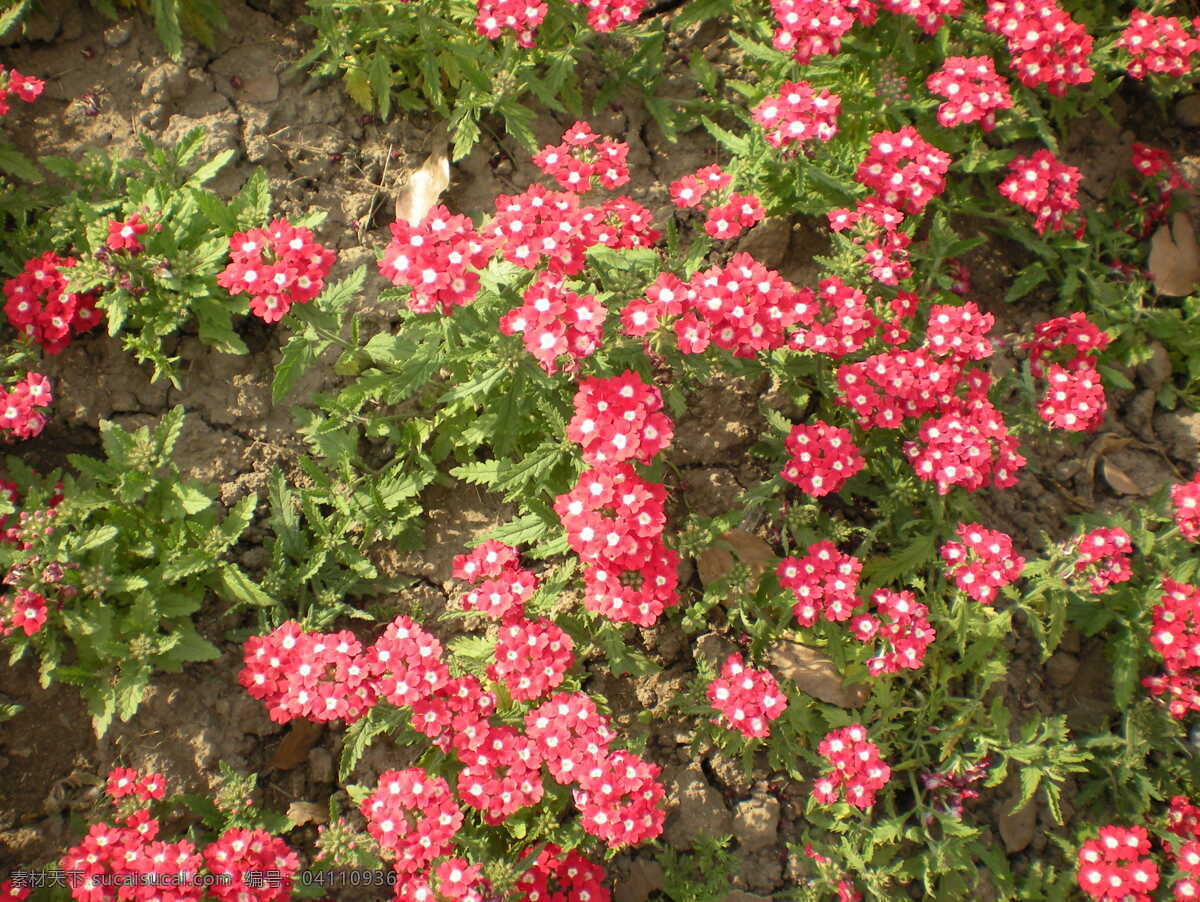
[767,639,868,708]
[1148,211,1200,296]
[395,146,450,226]
[287,800,328,826]
[268,720,323,771]
[696,529,774,587]
[1101,457,1142,495]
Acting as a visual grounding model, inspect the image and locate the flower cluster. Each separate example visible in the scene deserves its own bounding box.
[499,272,607,374]
[778,540,863,626]
[0,588,48,638]
[983,0,1094,96]
[1076,825,1159,902]
[668,163,765,241]
[752,80,841,152]
[903,397,1025,494]
[217,219,335,323]
[1144,579,1200,721]
[1024,312,1110,433]
[855,127,951,217]
[524,691,615,784]
[925,56,1012,131]
[852,588,936,675]
[1130,144,1190,235]
[3,252,103,354]
[1172,472,1200,542]
[379,204,489,314]
[879,0,961,34]
[668,164,729,209]
[0,372,54,442]
[557,371,679,627]
[769,0,875,65]
[1116,13,1199,80]
[780,420,865,498]
[514,843,611,902]
[573,749,666,848]
[566,0,645,32]
[0,65,44,116]
[240,621,379,723]
[998,150,1082,236]
[475,0,545,46]
[788,276,881,353]
[362,768,463,875]
[919,756,990,823]
[656,253,808,358]
[940,522,1025,603]
[707,652,788,738]
[564,370,675,467]
[802,845,862,902]
[533,122,630,193]
[486,617,574,702]
[1072,528,1132,595]
[204,830,300,902]
[1170,796,1200,841]
[811,723,891,809]
[59,769,299,902]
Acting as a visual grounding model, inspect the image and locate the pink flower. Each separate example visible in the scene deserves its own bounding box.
[926,55,1012,131]
[780,420,865,497]
[752,80,841,151]
[707,653,788,738]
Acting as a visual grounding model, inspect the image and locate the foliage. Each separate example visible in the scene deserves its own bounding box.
[0,407,258,734]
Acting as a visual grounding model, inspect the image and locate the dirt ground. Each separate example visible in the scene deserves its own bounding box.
[1,1,1200,898]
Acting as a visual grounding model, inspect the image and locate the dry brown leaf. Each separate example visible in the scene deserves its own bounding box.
[394,146,450,226]
[767,639,868,709]
[1148,211,1200,296]
[1101,458,1142,495]
[287,801,328,826]
[268,720,323,771]
[696,529,774,587]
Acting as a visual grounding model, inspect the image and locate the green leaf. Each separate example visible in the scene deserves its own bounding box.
[483,512,551,546]
[172,482,213,515]
[701,115,748,157]
[162,550,213,583]
[186,149,235,187]
[450,459,500,487]
[191,187,237,232]
[0,0,31,38]
[344,67,374,111]
[213,562,276,608]
[273,338,319,406]
[368,53,393,121]
[150,0,183,59]
[1004,262,1049,302]
[340,705,407,782]
[0,142,40,182]
[319,265,365,312]
[438,366,505,405]
[75,525,119,554]
[116,661,153,723]
[156,405,186,459]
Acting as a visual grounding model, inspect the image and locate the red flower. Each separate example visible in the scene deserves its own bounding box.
[106,214,149,253]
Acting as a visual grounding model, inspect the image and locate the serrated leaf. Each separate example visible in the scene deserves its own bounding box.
[186,148,234,187]
[1005,262,1049,302]
[319,265,365,312]
[344,67,374,111]
[214,562,276,608]
[75,525,119,554]
[0,142,40,183]
[701,115,748,157]
[450,459,500,487]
